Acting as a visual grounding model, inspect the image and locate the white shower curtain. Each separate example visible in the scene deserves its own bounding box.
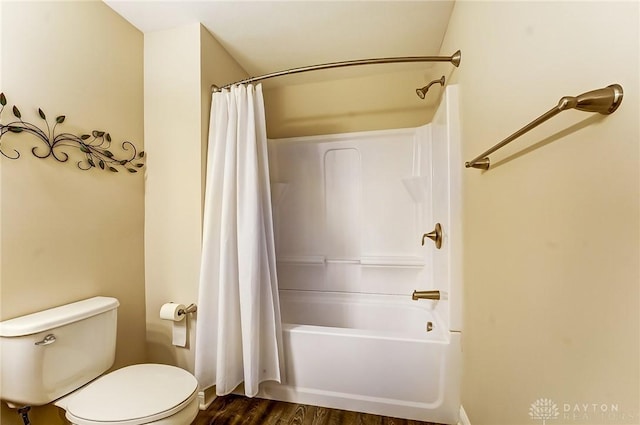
[195,84,283,397]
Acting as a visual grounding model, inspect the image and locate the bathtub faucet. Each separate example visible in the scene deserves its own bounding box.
[411,290,440,301]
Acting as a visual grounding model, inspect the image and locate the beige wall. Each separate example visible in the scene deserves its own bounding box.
[0,1,4,319]
[200,27,250,206]
[0,1,145,424]
[264,67,438,139]
[143,23,247,372]
[143,22,202,372]
[436,2,639,424]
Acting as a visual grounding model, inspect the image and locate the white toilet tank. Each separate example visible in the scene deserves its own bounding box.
[0,297,119,407]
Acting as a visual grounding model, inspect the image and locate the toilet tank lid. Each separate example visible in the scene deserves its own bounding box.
[0,297,119,337]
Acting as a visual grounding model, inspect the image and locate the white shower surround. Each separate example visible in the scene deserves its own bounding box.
[258,86,462,423]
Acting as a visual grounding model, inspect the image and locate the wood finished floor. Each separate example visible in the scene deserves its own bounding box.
[193,394,443,425]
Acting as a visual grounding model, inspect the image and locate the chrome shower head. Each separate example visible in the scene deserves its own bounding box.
[416,76,446,99]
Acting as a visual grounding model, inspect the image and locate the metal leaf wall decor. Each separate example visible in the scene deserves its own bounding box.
[0,93,144,173]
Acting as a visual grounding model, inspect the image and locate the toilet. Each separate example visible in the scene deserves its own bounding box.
[0,297,199,425]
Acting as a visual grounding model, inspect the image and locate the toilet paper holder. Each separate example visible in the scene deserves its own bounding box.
[178,303,197,316]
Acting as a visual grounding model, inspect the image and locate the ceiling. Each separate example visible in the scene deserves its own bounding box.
[103,1,455,86]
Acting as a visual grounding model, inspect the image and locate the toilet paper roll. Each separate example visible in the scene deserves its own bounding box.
[160,303,186,321]
[159,303,188,348]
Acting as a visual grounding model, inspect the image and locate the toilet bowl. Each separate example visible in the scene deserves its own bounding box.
[55,364,199,425]
[0,297,199,425]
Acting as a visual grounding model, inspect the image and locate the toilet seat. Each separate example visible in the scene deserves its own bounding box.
[65,364,198,425]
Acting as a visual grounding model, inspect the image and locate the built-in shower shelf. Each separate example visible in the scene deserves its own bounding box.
[401,176,430,203]
[277,256,326,265]
[325,258,360,264]
[360,256,425,267]
[276,256,424,268]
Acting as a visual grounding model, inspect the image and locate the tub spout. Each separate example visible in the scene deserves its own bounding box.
[412,290,440,301]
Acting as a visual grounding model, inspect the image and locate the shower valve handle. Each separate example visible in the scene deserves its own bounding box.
[422,223,443,249]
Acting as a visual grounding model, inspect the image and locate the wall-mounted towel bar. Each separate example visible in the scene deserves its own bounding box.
[465,84,624,170]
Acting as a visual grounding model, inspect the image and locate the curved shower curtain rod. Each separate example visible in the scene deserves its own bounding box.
[211,50,461,92]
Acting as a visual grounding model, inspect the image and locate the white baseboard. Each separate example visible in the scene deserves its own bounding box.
[458,405,471,425]
[198,388,217,411]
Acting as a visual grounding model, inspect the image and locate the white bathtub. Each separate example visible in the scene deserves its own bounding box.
[258,290,462,424]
